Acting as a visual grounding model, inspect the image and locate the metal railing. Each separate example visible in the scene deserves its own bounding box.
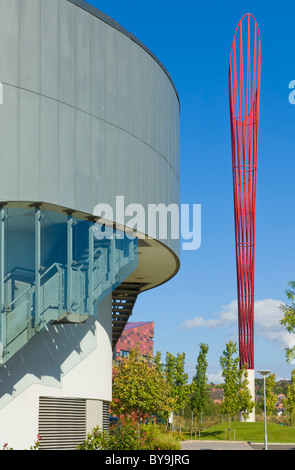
[0,238,136,365]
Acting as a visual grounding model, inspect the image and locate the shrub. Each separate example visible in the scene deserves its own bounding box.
[152,433,181,450]
[77,418,147,451]
[76,427,109,450]
[2,443,13,451]
[77,420,183,451]
[141,423,182,450]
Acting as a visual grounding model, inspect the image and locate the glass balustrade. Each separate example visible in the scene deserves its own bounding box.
[0,207,138,364]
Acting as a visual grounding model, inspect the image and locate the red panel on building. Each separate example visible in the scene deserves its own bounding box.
[115,321,154,358]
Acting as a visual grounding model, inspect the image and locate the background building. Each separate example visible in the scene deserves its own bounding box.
[115,321,154,358]
[0,0,180,449]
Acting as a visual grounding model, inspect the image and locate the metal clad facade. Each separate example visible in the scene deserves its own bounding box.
[0,0,180,258]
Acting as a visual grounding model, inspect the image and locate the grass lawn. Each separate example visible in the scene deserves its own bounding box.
[183,421,295,443]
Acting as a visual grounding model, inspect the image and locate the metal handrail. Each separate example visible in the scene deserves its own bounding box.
[1,236,137,365]
[4,242,120,313]
[6,263,63,311]
[6,284,34,310]
[40,262,63,280]
[75,247,104,270]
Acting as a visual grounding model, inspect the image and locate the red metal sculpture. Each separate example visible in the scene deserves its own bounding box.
[229,14,261,370]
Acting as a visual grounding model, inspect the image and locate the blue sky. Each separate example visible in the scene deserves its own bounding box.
[88,0,295,382]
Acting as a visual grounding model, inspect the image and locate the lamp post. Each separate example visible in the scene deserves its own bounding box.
[257,370,271,450]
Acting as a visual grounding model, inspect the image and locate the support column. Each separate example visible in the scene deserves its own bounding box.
[129,239,134,262]
[0,208,6,363]
[110,236,116,285]
[67,214,74,313]
[88,224,94,316]
[35,208,42,329]
[240,368,255,422]
[247,369,255,422]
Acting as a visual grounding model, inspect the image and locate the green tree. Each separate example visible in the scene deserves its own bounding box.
[219,340,254,426]
[220,340,240,426]
[284,370,295,425]
[280,281,295,363]
[262,373,277,417]
[154,351,163,373]
[190,343,209,420]
[274,380,290,396]
[164,352,189,412]
[111,345,174,424]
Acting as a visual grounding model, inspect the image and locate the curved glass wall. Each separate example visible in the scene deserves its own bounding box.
[0,207,138,364]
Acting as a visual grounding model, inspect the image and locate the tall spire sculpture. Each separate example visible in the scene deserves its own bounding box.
[229,13,261,419]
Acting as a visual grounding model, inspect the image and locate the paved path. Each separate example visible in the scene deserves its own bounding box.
[181,440,295,450]
[181,440,254,450]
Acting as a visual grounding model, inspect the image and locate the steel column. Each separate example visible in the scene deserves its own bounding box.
[67,214,74,312]
[0,208,6,361]
[88,224,94,316]
[110,236,116,285]
[35,208,42,329]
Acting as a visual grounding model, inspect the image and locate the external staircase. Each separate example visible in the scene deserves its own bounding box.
[0,233,138,365]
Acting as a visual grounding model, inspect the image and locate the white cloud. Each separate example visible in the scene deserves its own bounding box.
[207,371,224,384]
[180,299,237,331]
[180,298,295,351]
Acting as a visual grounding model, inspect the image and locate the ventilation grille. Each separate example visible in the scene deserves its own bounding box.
[38,397,86,450]
[102,401,110,432]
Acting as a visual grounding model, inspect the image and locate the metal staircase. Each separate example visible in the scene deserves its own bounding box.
[111,282,142,350]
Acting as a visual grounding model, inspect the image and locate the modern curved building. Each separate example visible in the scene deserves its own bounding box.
[0,0,180,449]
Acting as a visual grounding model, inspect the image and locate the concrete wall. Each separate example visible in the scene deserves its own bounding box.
[0,294,112,449]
